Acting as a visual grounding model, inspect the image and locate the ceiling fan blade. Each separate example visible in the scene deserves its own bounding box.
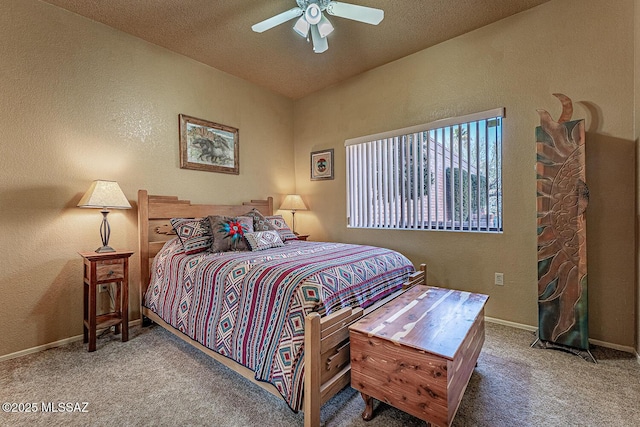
[310,25,328,54]
[252,7,303,33]
[326,1,384,25]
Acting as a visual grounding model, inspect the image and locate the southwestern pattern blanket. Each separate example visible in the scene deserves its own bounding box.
[144,239,414,411]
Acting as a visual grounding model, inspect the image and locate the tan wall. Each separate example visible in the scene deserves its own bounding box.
[294,0,637,347]
[635,0,640,357]
[0,0,294,357]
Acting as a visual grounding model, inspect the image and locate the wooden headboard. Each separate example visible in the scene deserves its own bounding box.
[137,189,273,301]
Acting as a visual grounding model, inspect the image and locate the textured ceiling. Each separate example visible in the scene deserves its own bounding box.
[41,0,550,99]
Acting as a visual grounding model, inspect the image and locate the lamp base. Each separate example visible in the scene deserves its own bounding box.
[96,210,115,253]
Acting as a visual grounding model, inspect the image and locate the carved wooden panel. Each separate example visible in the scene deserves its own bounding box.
[535,93,589,351]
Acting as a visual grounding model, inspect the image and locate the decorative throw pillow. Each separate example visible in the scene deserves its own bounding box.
[236,216,255,233]
[243,208,278,232]
[170,217,212,255]
[266,215,298,241]
[209,215,253,252]
[245,230,285,251]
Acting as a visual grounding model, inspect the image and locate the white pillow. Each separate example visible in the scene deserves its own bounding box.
[244,230,284,251]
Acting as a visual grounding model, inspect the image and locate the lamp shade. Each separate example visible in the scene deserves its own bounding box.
[78,180,131,209]
[280,194,307,211]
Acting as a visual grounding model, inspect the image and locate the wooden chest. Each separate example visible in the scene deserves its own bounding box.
[349,285,489,427]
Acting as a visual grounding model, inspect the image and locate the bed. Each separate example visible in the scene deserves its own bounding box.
[137,190,427,427]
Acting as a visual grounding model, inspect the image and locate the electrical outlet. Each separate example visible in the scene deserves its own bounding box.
[494,272,504,286]
[99,284,109,293]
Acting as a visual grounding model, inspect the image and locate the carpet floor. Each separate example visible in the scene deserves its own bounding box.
[1,322,639,426]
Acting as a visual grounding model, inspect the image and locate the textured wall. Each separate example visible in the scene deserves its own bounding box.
[635,0,640,358]
[294,0,637,347]
[0,0,294,357]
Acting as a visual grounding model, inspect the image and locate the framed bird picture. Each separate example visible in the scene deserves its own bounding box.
[179,114,239,174]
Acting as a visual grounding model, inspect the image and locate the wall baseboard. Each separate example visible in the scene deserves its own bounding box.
[0,319,142,362]
[485,316,538,332]
[485,316,636,354]
[588,338,635,354]
[2,317,637,361]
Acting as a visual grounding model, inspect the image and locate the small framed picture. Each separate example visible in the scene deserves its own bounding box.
[179,114,239,175]
[310,149,334,181]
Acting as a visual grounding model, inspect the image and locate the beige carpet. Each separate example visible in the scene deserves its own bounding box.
[1,322,639,426]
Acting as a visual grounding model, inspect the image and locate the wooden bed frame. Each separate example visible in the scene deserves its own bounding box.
[137,190,427,427]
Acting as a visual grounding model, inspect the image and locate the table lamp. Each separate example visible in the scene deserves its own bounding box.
[280,194,308,235]
[78,180,131,253]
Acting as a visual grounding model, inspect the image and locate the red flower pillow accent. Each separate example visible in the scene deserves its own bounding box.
[208,215,254,252]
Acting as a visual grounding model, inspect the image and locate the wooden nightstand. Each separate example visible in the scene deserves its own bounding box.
[80,250,134,352]
[296,234,309,241]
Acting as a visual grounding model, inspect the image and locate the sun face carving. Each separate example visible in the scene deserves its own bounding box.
[536,94,589,348]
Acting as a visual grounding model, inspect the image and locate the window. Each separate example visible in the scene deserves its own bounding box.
[346,108,503,232]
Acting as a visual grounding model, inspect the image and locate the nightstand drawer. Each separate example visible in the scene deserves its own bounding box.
[96,261,124,281]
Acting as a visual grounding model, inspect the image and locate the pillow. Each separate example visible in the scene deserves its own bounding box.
[170,217,212,255]
[209,215,253,252]
[245,230,285,251]
[243,208,278,232]
[236,216,254,235]
[266,215,298,241]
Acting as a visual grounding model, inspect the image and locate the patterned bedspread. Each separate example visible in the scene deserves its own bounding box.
[144,239,414,411]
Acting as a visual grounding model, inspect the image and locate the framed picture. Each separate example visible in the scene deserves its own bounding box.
[310,149,334,180]
[179,114,239,175]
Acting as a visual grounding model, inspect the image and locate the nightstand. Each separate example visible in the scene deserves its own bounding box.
[296,234,310,241]
[79,250,134,352]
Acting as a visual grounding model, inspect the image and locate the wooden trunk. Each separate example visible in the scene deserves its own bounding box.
[350,285,488,427]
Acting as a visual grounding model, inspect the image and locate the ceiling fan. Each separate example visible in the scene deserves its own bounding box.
[251,0,384,54]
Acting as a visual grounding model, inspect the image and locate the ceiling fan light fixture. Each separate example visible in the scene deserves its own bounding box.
[305,3,322,25]
[317,15,334,38]
[293,16,310,37]
[310,24,328,53]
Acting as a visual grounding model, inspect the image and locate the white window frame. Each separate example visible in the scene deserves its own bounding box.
[345,108,504,232]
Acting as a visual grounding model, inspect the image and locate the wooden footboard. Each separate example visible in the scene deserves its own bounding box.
[303,264,427,427]
[137,190,427,427]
